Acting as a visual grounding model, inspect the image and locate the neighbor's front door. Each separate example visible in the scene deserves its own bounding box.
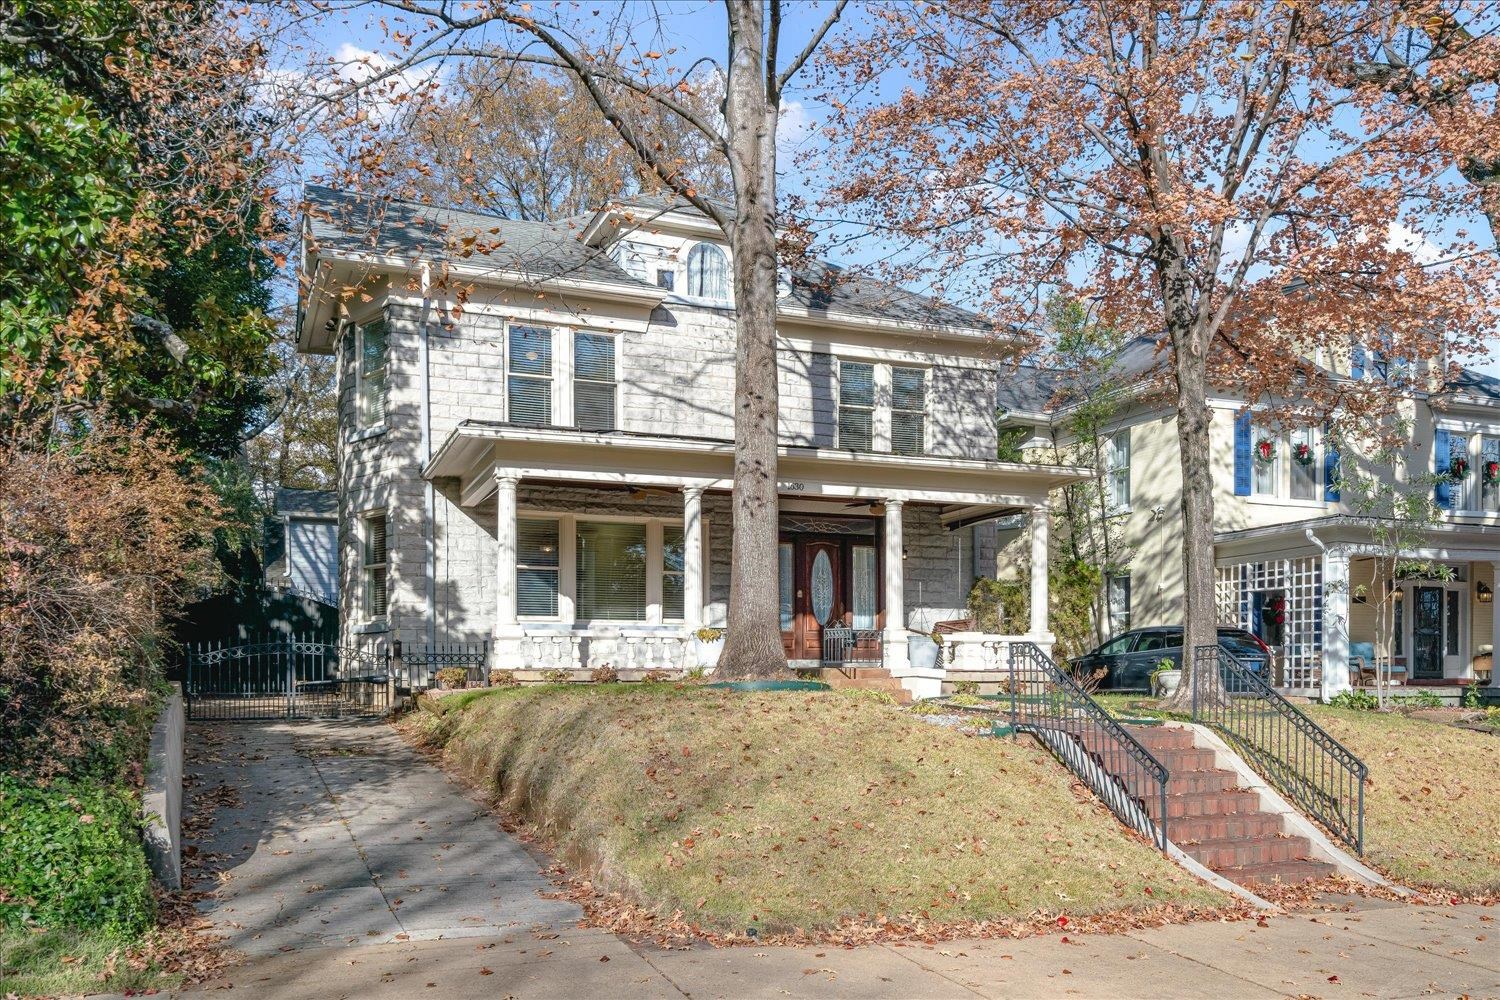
[1412,585,1445,680]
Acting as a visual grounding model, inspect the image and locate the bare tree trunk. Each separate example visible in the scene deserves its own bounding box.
[715,0,787,679]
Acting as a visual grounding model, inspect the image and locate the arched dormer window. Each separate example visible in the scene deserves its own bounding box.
[686,242,729,300]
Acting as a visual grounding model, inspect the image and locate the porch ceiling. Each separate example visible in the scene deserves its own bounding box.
[426,421,1090,510]
[1214,514,1500,564]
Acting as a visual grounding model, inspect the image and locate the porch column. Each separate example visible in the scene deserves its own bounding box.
[493,472,522,637]
[1490,562,1500,690]
[883,499,909,668]
[1321,545,1352,699]
[1029,504,1051,639]
[683,486,704,630]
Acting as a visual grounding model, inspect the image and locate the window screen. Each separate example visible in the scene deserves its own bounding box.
[508,325,552,426]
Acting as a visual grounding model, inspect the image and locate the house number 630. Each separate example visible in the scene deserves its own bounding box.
[778,481,806,491]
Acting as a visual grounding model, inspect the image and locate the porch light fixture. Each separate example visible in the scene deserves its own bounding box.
[1480,582,1494,604]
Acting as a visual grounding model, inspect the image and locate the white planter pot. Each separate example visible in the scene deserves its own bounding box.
[907,635,941,670]
[1153,669,1182,698]
[692,636,724,669]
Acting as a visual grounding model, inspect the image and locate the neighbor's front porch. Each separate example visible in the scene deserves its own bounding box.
[423,422,1089,697]
[1214,516,1500,701]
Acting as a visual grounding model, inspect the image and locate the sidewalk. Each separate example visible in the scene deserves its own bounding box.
[175,897,1497,999]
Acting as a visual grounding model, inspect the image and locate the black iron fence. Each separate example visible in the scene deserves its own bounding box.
[1191,644,1366,854]
[395,639,491,690]
[820,627,883,671]
[1008,641,1169,850]
[185,637,390,721]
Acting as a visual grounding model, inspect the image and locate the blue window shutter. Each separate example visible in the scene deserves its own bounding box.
[1351,343,1366,380]
[1324,443,1340,502]
[1434,428,1454,509]
[1233,410,1252,496]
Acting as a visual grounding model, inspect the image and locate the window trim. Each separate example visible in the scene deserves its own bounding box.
[684,242,730,301]
[359,510,388,624]
[1244,423,1328,507]
[836,358,876,451]
[889,364,928,457]
[1105,428,1132,511]
[506,322,555,427]
[1436,420,1500,516]
[516,516,562,619]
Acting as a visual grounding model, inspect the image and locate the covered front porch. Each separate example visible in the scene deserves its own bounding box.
[424,422,1088,698]
[1214,516,1500,700]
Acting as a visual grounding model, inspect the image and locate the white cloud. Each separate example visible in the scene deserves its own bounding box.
[777,99,815,154]
[1385,222,1443,266]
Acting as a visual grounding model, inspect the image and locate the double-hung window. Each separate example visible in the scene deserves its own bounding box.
[662,526,685,621]
[1483,437,1500,513]
[1105,430,1131,509]
[1108,574,1131,633]
[361,512,388,619]
[890,366,927,456]
[838,361,875,451]
[1252,423,1278,496]
[686,243,729,299]
[356,319,388,428]
[516,518,560,617]
[508,324,553,426]
[1290,427,1319,500]
[573,332,617,431]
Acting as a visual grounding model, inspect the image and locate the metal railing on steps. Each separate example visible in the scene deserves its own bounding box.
[1191,644,1367,854]
[1008,641,1169,850]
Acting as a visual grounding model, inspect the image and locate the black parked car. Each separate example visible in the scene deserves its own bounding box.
[1069,626,1272,691]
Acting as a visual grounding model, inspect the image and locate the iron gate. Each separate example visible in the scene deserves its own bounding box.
[185,639,391,721]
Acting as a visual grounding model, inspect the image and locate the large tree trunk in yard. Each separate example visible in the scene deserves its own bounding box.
[715,0,788,679]
[1163,319,1223,711]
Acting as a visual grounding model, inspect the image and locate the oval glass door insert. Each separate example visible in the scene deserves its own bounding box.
[811,550,835,625]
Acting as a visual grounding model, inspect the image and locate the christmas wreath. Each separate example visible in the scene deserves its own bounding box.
[1485,460,1500,486]
[1451,455,1470,479]
[1292,442,1314,467]
[1255,438,1276,463]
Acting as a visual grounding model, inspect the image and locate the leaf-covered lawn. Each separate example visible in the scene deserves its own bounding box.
[406,686,1226,934]
[1307,707,1500,893]
[0,926,182,1000]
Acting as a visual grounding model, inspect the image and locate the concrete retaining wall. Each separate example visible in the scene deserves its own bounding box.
[142,682,184,889]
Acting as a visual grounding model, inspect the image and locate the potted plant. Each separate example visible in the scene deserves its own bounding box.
[692,626,725,669]
[1150,657,1181,698]
[908,629,943,669]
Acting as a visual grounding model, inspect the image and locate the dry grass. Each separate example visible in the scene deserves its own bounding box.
[1307,707,1500,893]
[406,686,1226,934]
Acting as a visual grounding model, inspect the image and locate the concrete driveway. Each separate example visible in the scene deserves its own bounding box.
[184,718,580,955]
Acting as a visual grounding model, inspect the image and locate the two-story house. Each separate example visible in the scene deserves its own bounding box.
[296,187,1088,698]
[1000,338,1500,701]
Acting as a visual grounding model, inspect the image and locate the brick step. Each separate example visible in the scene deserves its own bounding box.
[1145,747,1221,772]
[1213,858,1339,887]
[1182,834,1314,870]
[1165,770,1239,795]
[1159,789,1263,818]
[1169,812,1286,843]
[1121,726,1198,750]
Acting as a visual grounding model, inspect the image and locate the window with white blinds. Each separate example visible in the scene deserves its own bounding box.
[576,521,648,620]
[508,325,552,426]
[516,518,560,616]
[662,525,685,620]
[838,361,874,451]
[891,366,926,456]
[356,319,388,428]
[573,332,616,431]
[361,512,388,618]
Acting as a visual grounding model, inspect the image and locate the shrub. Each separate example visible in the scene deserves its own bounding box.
[590,664,620,684]
[641,669,671,684]
[0,778,155,938]
[953,680,979,696]
[542,668,572,683]
[835,687,895,705]
[948,693,986,707]
[1393,690,1444,709]
[967,577,1026,634]
[1463,680,1483,709]
[684,666,708,682]
[909,700,945,715]
[489,669,520,688]
[1328,689,1380,711]
[434,667,468,689]
[693,627,723,642]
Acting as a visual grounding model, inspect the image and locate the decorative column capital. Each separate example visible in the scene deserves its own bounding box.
[493,471,521,491]
[682,485,705,501]
[884,497,905,511]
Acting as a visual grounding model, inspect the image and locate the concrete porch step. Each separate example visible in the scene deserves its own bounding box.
[817,668,914,704]
[1213,858,1339,887]
[1182,834,1315,870]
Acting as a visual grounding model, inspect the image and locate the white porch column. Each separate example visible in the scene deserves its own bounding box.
[683,486,704,630]
[1029,504,1051,639]
[493,472,522,637]
[1489,562,1500,690]
[883,498,909,668]
[1321,545,1352,699]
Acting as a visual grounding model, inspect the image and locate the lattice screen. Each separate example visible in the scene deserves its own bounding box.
[1215,557,1323,691]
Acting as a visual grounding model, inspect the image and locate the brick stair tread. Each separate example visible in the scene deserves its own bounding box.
[1213,859,1338,885]
[1169,814,1285,841]
[1160,790,1262,818]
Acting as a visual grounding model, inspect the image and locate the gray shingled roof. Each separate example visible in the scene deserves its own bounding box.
[997,337,1167,415]
[276,487,337,517]
[304,185,650,288]
[305,186,985,330]
[1447,365,1500,401]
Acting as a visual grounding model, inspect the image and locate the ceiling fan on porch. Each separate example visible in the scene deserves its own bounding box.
[626,485,679,501]
[843,500,886,516]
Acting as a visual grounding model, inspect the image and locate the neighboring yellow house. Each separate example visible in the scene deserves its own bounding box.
[1000,339,1500,701]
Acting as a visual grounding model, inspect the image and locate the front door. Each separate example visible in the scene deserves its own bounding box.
[1412,585,1445,680]
[797,540,843,660]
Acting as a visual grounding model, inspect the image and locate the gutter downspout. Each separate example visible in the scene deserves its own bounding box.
[419,261,436,646]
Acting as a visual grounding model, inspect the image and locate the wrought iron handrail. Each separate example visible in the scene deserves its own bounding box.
[1008,642,1169,850]
[396,639,492,689]
[820,627,884,672]
[1191,644,1366,854]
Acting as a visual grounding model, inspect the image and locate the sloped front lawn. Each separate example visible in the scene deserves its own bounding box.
[1307,707,1500,893]
[405,687,1226,936]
